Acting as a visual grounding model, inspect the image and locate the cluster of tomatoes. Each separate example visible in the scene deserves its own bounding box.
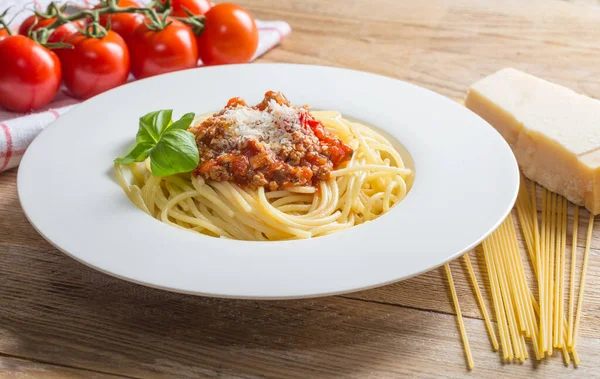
[0,0,259,113]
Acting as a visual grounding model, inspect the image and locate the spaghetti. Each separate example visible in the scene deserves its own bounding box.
[445,263,474,370]
[463,253,499,351]
[573,213,595,349]
[115,93,413,240]
[456,177,594,368]
[567,205,579,348]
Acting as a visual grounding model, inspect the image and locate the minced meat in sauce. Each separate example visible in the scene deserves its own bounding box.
[191,91,353,191]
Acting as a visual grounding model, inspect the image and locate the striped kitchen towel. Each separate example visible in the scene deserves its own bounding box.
[0,0,291,172]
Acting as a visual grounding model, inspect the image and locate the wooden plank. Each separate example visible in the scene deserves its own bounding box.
[238,0,600,102]
[0,355,127,378]
[562,0,600,7]
[0,169,48,248]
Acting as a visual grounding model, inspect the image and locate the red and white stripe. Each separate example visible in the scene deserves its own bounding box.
[0,105,74,171]
[0,0,291,172]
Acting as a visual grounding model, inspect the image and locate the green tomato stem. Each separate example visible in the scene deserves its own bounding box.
[23,0,188,44]
[172,13,205,35]
[0,8,14,35]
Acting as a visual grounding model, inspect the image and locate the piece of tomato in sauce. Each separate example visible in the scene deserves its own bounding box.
[301,113,353,167]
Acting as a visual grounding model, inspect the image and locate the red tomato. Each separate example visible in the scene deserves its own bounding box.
[58,31,130,99]
[98,0,146,42]
[0,29,10,40]
[158,0,212,17]
[196,4,258,65]
[128,19,198,79]
[0,35,62,112]
[47,21,82,44]
[18,15,83,42]
[18,15,55,36]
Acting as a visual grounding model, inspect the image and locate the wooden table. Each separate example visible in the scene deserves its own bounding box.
[2,0,600,377]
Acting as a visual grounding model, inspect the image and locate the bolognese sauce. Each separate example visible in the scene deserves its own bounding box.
[191,91,353,190]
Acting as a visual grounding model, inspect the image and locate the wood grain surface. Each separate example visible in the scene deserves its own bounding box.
[2,0,600,377]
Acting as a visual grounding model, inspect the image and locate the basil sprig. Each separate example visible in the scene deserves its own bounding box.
[115,110,199,177]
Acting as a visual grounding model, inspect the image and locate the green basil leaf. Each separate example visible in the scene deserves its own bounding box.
[168,112,195,131]
[149,129,199,177]
[135,132,155,146]
[114,141,154,164]
[137,109,173,143]
[116,110,199,176]
[155,109,173,134]
[137,110,161,143]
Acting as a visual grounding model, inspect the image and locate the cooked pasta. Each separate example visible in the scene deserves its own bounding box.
[115,92,413,240]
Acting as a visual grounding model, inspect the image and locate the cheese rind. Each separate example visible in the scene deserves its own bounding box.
[465,68,600,214]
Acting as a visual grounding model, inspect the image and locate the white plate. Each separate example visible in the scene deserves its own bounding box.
[17,64,519,299]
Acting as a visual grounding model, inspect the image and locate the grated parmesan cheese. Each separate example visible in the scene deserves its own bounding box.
[220,100,304,151]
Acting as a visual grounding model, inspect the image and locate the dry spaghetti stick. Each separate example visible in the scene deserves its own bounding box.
[560,314,572,365]
[531,182,544,356]
[519,183,536,253]
[547,191,557,354]
[516,179,536,269]
[445,263,474,369]
[539,186,547,353]
[529,303,542,360]
[463,253,499,350]
[558,197,567,348]
[483,239,513,360]
[553,196,563,347]
[572,213,595,350]
[516,198,537,276]
[520,333,529,361]
[561,344,571,365]
[515,263,543,360]
[543,189,551,353]
[541,188,547,266]
[505,219,534,339]
[540,190,548,352]
[567,205,579,348]
[572,347,580,366]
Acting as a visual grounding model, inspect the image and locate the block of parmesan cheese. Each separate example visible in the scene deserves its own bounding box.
[465,68,600,214]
